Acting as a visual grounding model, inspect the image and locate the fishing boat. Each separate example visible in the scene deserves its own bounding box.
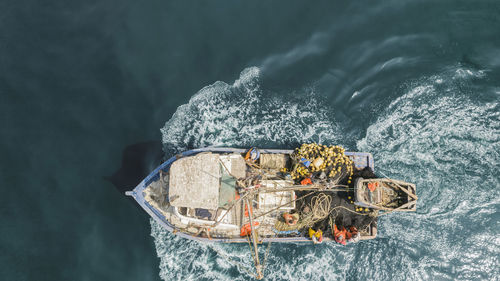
[126,144,417,279]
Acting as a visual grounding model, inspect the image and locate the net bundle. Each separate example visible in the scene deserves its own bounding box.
[286,143,354,184]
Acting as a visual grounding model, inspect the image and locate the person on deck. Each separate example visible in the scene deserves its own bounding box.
[308,228,324,244]
[346,226,360,243]
[333,224,347,245]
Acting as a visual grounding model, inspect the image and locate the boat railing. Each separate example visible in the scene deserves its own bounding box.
[172,207,239,230]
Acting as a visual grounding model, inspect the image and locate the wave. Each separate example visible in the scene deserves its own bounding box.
[160,67,350,152]
[153,66,499,280]
[357,67,500,280]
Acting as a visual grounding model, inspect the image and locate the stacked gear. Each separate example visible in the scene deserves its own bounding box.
[286,143,354,184]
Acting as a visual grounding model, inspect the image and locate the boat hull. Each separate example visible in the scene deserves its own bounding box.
[127,147,375,243]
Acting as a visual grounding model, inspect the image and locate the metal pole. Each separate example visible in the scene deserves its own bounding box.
[246,198,263,279]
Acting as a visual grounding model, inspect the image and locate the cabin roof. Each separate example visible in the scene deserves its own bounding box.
[169,152,220,210]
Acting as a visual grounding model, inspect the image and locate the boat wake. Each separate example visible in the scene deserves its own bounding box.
[160,67,350,153]
[153,66,499,280]
[356,67,500,280]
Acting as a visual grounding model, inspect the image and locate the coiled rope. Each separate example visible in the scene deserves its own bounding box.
[300,193,333,227]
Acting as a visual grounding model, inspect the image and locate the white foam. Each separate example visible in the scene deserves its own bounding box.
[151,217,363,281]
[357,69,500,280]
[153,66,500,280]
[161,67,347,151]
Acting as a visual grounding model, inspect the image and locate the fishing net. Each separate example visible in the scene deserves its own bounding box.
[287,143,354,185]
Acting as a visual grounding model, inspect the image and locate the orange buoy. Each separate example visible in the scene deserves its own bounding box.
[300,178,313,185]
[240,222,259,236]
[368,182,377,192]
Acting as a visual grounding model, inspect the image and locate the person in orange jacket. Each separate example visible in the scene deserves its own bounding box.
[333,224,347,245]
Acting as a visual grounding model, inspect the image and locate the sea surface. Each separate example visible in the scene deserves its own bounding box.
[1,1,499,280]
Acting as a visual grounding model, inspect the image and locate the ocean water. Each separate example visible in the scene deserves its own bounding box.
[1,0,499,280]
[153,67,499,281]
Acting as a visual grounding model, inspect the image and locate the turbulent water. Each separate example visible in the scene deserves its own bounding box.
[2,0,500,280]
[152,66,499,280]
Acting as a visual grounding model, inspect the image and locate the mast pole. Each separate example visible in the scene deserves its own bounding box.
[246,197,263,279]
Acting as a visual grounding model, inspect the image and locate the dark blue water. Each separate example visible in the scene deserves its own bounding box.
[1,1,499,280]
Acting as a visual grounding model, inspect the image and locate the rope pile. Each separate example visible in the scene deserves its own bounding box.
[300,193,333,227]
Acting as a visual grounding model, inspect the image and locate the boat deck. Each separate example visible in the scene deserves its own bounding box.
[133,147,380,242]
